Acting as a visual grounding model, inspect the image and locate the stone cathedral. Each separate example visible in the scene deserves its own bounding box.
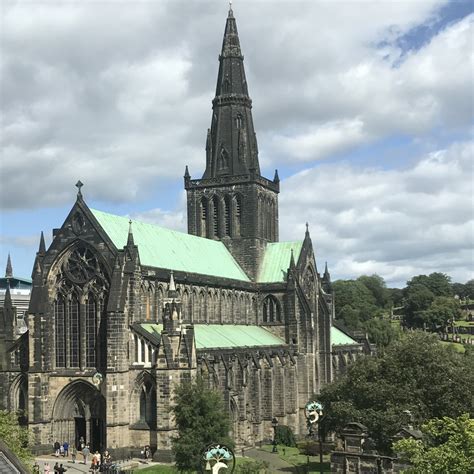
[0,7,360,459]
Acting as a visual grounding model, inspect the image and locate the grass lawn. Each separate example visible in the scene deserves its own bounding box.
[454,320,474,327]
[441,341,466,353]
[260,445,331,474]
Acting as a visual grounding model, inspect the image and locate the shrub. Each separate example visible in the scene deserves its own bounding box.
[236,458,269,474]
[275,425,296,447]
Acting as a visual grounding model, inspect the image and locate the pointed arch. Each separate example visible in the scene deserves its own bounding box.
[211,195,220,238]
[262,295,281,323]
[224,195,232,237]
[200,197,209,238]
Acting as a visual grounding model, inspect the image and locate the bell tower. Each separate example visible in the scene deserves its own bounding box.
[185,6,279,280]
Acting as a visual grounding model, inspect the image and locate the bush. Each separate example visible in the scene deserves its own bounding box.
[236,458,269,473]
[275,425,296,447]
[297,440,332,456]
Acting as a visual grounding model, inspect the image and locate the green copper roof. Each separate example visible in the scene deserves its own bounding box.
[257,241,303,283]
[331,326,358,346]
[139,323,285,349]
[91,209,249,281]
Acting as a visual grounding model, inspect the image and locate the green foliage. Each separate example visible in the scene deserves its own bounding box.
[404,284,435,328]
[318,332,474,454]
[274,425,296,447]
[393,414,474,474]
[235,458,269,473]
[171,378,234,472]
[0,410,32,467]
[333,280,381,330]
[357,274,390,308]
[406,273,452,297]
[389,288,404,307]
[363,318,399,347]
[421,296,462,330]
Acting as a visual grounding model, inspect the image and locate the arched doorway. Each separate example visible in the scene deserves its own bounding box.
[52,380,106,452]
[10,375,28,426]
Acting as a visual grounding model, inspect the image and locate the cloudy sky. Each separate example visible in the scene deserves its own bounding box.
[1,0,473,287]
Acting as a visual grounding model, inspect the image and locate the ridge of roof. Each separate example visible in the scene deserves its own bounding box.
[90,208,250,282]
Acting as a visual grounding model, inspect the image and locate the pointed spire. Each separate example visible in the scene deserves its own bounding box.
[3,284,12,309]
[324,261,329,275]
[184,165,190,179]
[168,270,176,292]
[273,169,280,184]
[202,7,260,179]
[5,253,12,278]
[305,222,310,238]
[127,220,135,246]
[38,231,46,254]
[289,248,296,270]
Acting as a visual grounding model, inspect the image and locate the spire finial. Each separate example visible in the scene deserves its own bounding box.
[184,165,190,179]
[39,231,46,254]
[305,222,309,235]
[169,270,176,293]
[75,180,84,198]
[274,169,280,183]
[127,219,135,246]
[5,253,12,278]
[229,0,233,16]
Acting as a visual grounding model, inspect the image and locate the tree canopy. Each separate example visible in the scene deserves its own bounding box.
[393,414,474,474]
[171,377,233,472]
[0,410,32,467]
[318,332,474,454]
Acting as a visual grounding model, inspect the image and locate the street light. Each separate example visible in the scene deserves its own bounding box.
[272,418,279,453]
[305,401,325,474]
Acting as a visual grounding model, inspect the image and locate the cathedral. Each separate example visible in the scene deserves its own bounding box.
[0,6,361,459]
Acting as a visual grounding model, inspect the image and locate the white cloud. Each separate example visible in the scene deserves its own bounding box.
[279,140,474,286]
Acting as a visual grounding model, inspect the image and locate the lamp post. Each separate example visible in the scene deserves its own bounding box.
[305,401,325,474]
[272,417,279,453]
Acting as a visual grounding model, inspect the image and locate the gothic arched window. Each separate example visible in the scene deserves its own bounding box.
[263,295,281,323]
[234,194,242,237]
[139,381,157,428]
[52,245,108,370]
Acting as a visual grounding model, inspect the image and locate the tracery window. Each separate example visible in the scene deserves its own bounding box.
[224,195,231,237]
[303,267,316,300]
[200,197,208,238]
[52,246,108,370]
[234,194,242,237]
[263,295,281,323]
[212,195,220,237]
[139,381,157,428]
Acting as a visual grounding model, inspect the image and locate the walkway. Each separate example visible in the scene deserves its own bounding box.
[245,448,294,472]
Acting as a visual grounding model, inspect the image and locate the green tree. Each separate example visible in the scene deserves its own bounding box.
[357,274,390,308]
[464,279,474,299]
[172,378,234,472]
[404,284,435,328]
[451,282,467,299]
[393,414,474,474]
[318,332,474,454]
[388,287,404,307]
[421,296,461,330]
[406,273,452,297]
[362,318,399,347]
[0,410,32,467]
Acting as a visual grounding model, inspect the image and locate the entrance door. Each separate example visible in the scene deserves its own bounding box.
[75,417,86,449]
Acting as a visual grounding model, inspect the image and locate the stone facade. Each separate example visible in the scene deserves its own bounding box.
[0,6,352,460]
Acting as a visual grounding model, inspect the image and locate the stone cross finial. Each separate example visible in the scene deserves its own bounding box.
[76,180,84,198]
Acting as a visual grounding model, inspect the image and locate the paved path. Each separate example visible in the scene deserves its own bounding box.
[35,455,159,473]
[245,448,295,472]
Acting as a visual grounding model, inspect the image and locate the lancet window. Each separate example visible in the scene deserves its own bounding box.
[263,295,281,323]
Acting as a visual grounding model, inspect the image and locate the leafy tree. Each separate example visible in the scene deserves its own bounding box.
[451,282,467,299]
[393,414,474,474]
[318,332,474,454]
[0,410,32,467]
[464,279,474,299]
[406,273,452,297]
[333,280,380,330]
[357,274,390,308]
[363,318,399,347]
[388,287,404,307]
[404,284,435,328]
[421,296,462,330]
[172,378,234,471]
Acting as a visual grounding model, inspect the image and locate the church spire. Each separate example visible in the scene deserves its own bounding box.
[202,6,260,178]
[5,253,12,278]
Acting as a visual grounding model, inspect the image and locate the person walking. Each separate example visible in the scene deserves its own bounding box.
[82,444,90,465]
[53,462,60,473]
[43,462,51,474]
[70,445,76,463]
[57,464,67,473]
[62,441,69,457]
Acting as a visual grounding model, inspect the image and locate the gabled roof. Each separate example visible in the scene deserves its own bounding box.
[331,326,358,346]
[139,323,286,350]
[257,241,303,283]
[91,209,250,282]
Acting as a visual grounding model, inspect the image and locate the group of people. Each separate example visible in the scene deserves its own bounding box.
[34,461,67,473]
[48,438,113,472]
